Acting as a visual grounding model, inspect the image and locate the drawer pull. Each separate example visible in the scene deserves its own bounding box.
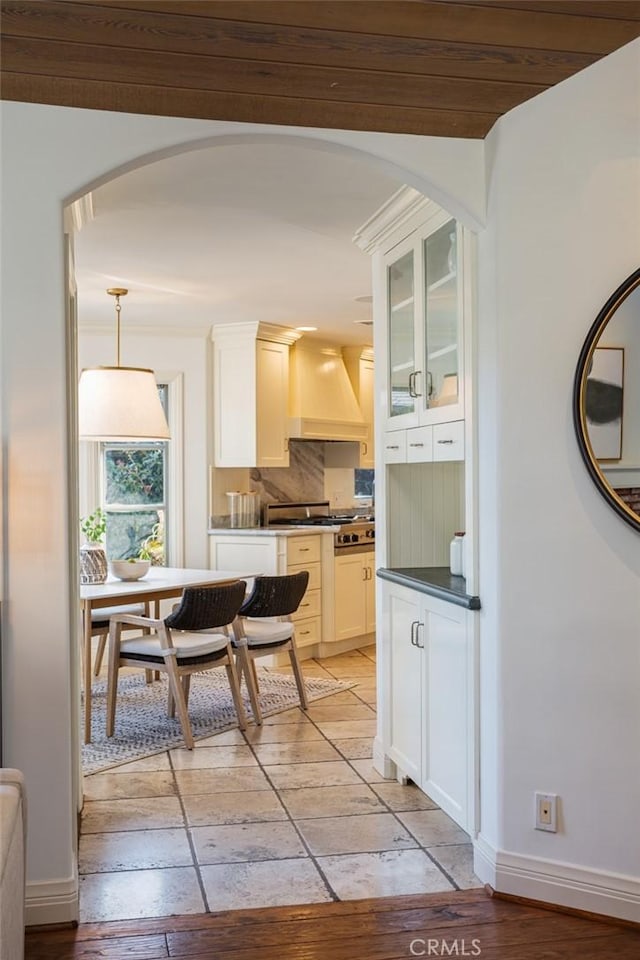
[298,547,310,552]
[409,442,424,447]
[300,630,311,636]
[437,439,454,444]
[386,444,400,450]
[301,602,310,608]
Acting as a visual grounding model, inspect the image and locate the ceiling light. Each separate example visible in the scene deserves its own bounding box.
[296,326,318,332]
[78,288,170,442]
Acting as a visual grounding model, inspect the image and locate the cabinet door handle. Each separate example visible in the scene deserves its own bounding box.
[416,622,425,648]
[362,441,368,455]
[408,371,423,399]
[386,444,399,450]
[427,371,434,399]
[410,620,420,646]
[437,439,454,444]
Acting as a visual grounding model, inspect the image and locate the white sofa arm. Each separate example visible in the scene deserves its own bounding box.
[0,769,26,960]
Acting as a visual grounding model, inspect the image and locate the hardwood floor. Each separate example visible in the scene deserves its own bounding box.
[25,889,640,959]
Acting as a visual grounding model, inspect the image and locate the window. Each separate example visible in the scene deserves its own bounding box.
[354,468,375,499]
[101,385,168,563]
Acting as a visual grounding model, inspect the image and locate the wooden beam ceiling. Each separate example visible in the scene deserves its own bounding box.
[1,1,639,138]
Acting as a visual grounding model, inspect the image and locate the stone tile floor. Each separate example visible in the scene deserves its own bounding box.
[80,645,481,922]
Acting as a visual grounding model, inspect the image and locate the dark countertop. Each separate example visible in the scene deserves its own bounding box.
[377,567,481,610]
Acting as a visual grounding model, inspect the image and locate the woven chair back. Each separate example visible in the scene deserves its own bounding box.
[165,581,247,632]
[239,571,309,619]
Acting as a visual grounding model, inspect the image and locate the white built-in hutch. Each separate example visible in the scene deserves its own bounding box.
[355,186,479,834]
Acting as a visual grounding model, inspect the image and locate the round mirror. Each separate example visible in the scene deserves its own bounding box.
[573,268,640,533]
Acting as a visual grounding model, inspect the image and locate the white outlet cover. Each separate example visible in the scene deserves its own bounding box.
[535,792,558,832]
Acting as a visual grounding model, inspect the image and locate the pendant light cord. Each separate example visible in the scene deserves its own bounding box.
[115,293,121,367]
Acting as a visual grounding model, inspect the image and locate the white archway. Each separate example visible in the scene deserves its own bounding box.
[1,102,485,924]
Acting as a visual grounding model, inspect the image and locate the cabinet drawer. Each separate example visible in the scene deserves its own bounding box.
[287,536,320,565]
[407,425,433,462]
[288,561,321,591]
[433,420,464,462]
[294,616,321,647]
[292,588,321,621]
[383,431,407,463]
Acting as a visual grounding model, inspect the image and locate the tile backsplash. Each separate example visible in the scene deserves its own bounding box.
[212,440,366,523]
[249,440,325,504]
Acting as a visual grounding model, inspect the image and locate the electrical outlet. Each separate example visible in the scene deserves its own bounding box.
[535,792,558,832]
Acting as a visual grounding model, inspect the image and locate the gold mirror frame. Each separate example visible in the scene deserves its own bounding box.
[573,268,640,533]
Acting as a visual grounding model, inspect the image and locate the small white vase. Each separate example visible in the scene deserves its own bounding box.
[80,544,108,584]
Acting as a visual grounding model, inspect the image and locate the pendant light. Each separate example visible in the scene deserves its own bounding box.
[78,288,170,441]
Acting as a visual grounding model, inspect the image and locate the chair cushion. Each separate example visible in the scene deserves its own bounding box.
[91,603,146,624]
[120,631,230,659]
[239,619,294,646]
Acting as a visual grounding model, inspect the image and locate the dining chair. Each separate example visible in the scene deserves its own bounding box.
[106,581,248,749]
[89,603,150,678]
[232,571,309,725]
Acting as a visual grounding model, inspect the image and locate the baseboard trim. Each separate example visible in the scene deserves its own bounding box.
[486,886,640,931]
[473,837,640,924]
[26,874,79,927]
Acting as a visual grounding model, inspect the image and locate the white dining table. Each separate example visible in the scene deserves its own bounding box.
[80,567,259,744]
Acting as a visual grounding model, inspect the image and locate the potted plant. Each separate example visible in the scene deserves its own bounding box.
[79,507,108,584]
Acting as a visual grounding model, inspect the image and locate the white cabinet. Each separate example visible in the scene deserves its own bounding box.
[383,422,464,465]
[334,551,376,642]
[212,322,297,468]
[382,208,466,433]
[379,578,474,832]
[384,584,422,785]
[356,190,472,465]
[209,533,323,652]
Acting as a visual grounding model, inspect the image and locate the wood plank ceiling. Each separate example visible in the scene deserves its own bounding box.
[1,1,639,138]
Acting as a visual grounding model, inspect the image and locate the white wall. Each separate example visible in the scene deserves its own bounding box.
[0,102,484,922]
[78,328,210,567]
[476,40,640,914]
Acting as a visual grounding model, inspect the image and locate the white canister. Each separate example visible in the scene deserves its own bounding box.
[449,532,465,576]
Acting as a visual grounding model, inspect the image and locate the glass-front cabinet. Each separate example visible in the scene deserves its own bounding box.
[424,219,461,412]
[383,205,465,432]
[388,242,417,422]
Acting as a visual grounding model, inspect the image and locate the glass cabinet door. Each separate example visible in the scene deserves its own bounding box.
[424,220,460,409]
[388,249,417,420]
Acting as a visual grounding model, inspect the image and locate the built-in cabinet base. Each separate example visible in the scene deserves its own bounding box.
[378,577,476,833]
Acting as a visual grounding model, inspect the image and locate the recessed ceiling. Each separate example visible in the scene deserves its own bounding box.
[74,141,403,345]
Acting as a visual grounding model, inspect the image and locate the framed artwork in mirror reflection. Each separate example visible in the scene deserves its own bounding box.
[585,347,624,461]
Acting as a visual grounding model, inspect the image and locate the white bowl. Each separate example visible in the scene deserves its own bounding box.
[109,559,151,581]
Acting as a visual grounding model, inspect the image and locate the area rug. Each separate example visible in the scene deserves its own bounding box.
[82,671,354,775]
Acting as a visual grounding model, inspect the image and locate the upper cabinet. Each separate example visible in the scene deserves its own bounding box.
[342,346,375,468]
[212,322,298,468]
[355,188,472,462]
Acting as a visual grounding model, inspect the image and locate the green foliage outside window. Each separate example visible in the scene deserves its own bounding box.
[106,510,164,562]
[105,449,164,505]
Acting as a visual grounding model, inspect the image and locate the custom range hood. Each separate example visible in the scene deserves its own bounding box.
[288,341,367,441]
